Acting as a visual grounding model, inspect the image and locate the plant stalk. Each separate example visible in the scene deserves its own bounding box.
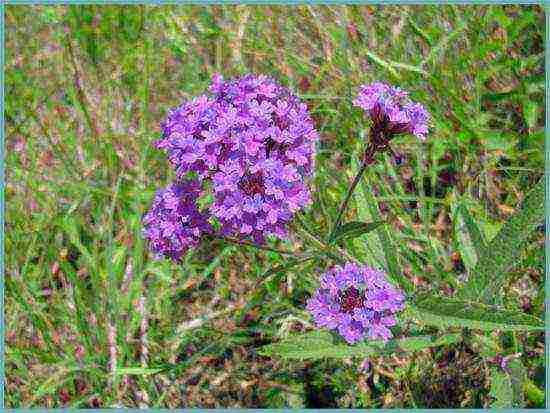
[329,157,369,241]
[217,236,298,256]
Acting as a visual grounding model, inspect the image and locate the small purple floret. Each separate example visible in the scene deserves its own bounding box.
[353,82,429,140]
[306,262,405,344]
[142,180,212,261]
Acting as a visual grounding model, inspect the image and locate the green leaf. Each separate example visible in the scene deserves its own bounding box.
[329,221,384,244]
[507,358,527,407]
[461,179,544,304]
[490,368,514,408]
[258,330,462,360]
[453,202,486,272]
[352,155,387,269]
[351,156,412,294]
[406,294,544,332]
[469,333,500,358]
[490,358,527,407]
[524,378,545,407]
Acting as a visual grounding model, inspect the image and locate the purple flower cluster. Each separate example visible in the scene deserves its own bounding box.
[307,262,405,344]
[142,180,212,261]
[154,74,318,244]
[353,82,429,140]
[143,73,318,259]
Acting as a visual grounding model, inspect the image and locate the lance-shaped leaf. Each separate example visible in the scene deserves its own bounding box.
[405,294,544,332]
[453,201,487,272]
[489,358,527,408]
[351,154,387,269]
[490,369,514,408]
[461,179,544,304]
[258,330,462,360]
[329,221,384,244]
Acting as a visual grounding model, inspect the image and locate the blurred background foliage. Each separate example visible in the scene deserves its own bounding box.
[5,4,545,407]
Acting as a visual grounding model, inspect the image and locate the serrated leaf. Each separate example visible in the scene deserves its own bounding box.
[490,358,527,408]
[462,179,544,304]
[329,221,384,244]
[352,154,386,269]
[406,294,544,332]
[454,203,486,272]
[351,156,412,294]
[507,359,526,407]
[490,368,514,408]
[258,330,462,360]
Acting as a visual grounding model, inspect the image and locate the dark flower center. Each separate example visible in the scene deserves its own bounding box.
[239,172,265,196]
[364,109,410,165]
[339,287,366,313]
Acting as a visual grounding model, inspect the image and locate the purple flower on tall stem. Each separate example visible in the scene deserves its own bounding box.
[142,180,212,261]
[353,82,429,166]
[329,83,429,240]
[306,262,405,344]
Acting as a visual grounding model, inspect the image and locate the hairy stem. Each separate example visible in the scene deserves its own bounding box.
[329,157,370,241]
[216,236,299,256]
[293,215,355,263]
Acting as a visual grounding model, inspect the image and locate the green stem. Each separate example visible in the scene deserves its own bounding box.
[216,236,298,256]
[329,158,369,241]
[293,215,355,263]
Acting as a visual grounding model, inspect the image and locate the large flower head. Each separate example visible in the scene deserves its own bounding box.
[154,74,319,243]
[353,82,429,140]
[142,180,212,261]
[156,73,318,179]
[306,262,406,344]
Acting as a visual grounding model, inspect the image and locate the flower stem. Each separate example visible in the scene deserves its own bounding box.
[217,236,298,256]
[329,157,369,241]
[293,215,355,263]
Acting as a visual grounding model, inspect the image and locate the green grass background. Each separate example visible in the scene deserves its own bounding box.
[4,4,545,408]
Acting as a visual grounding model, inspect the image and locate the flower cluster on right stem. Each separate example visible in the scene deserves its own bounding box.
[307,81,429,345]
[353,82,429,165]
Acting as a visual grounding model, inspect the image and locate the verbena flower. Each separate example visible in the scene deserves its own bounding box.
[353,82,429,141]
[210,155,312,244]
[155,74,318,243]
[306,262,405,344]
[142,180,212,261]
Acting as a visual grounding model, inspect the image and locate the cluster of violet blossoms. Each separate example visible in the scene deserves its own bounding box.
[143,74,318,260]
[353,82,429,164]
[307,263,406,344]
